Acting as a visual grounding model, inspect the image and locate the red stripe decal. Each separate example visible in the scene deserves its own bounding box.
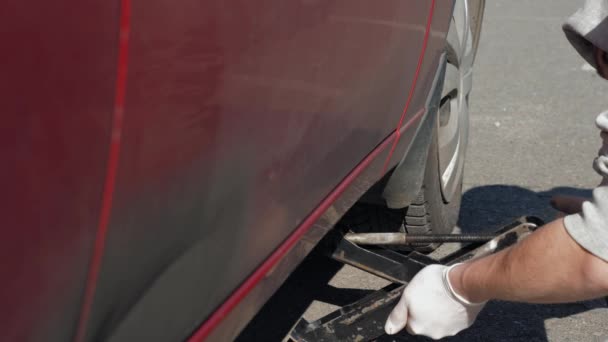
[382,0,436,174]
[73,1,131,341]
[188,131,398,341]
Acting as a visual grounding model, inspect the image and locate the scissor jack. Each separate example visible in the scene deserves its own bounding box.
[288,216,544,342]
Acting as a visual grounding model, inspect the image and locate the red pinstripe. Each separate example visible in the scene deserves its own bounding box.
[382,0,436,174]
[73,1,131,340]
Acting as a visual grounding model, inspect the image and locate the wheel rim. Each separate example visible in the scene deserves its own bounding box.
[437,0,475,203]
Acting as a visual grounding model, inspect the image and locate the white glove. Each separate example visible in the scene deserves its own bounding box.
[384,264,486,340]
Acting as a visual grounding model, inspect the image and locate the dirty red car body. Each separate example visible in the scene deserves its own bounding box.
[2,0,455,340]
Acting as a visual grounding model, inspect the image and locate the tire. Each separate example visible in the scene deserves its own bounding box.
[403,127,462,238]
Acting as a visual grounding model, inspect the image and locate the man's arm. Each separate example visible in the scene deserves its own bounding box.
[384,219,608,338]
[451,218,608,304]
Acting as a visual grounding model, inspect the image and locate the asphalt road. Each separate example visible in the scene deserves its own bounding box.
[239,1,608,341]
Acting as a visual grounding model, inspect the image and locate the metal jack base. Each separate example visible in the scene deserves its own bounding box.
[288,216,544,342]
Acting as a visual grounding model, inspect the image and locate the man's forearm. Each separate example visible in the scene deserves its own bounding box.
[450,218,608,303]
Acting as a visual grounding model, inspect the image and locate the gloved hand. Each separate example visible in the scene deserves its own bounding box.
[384,264,486,340]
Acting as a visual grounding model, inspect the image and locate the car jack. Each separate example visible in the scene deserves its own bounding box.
[287,216,543,342]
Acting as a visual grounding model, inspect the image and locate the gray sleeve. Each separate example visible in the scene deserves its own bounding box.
[564,186,608,262]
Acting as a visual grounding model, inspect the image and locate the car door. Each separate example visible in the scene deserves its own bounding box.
[78,0,433,340]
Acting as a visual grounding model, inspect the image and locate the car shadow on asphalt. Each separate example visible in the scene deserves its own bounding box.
[239,184,607,341]
[457,184,592,235]
[236,244,368,342]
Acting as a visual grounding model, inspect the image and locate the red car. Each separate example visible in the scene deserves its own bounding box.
[2,0,484,340]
